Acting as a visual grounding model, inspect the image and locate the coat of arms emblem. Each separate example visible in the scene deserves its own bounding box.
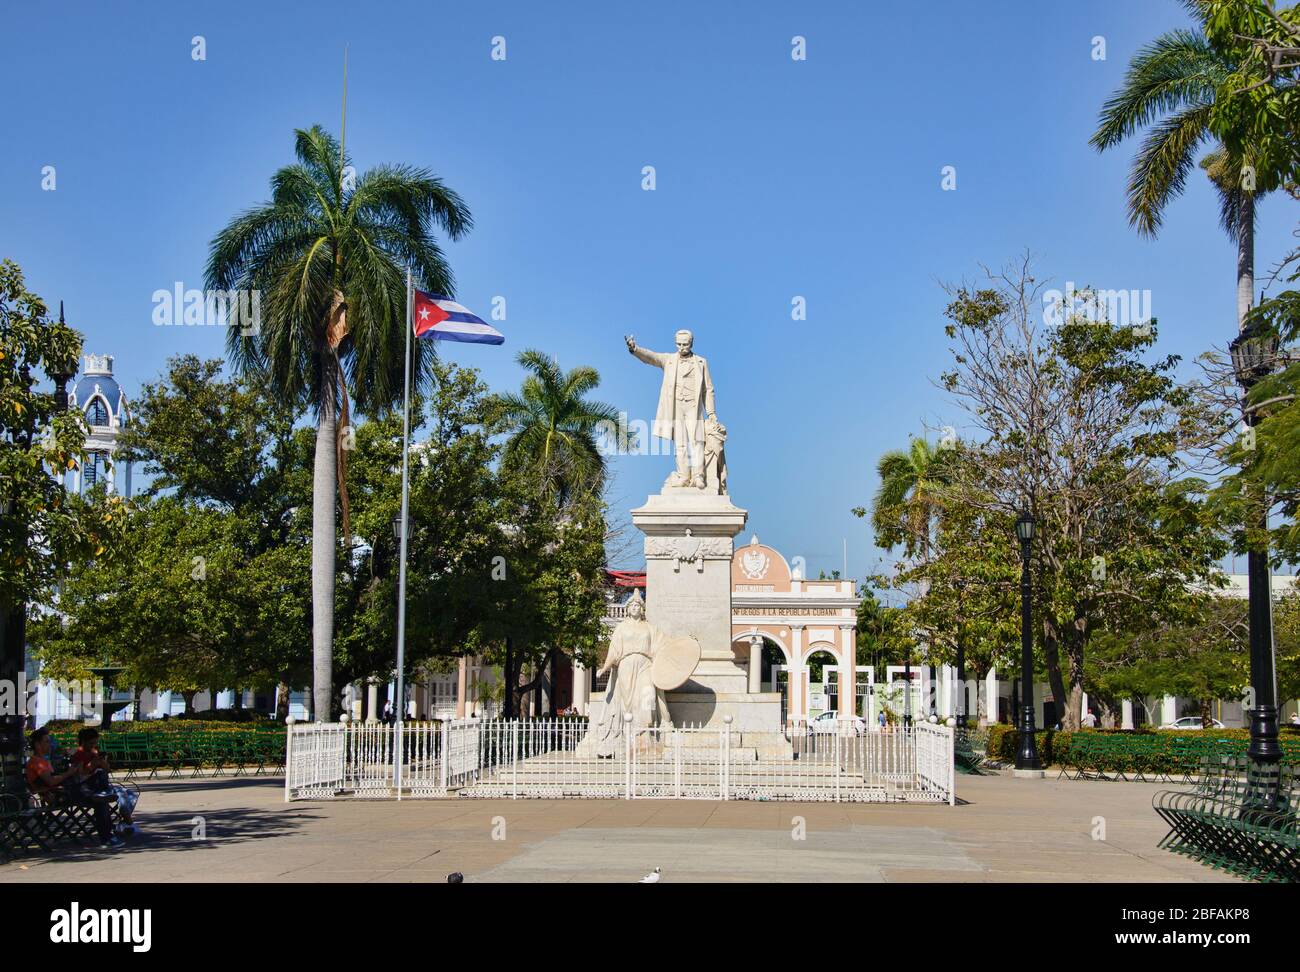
[740,538,770,580]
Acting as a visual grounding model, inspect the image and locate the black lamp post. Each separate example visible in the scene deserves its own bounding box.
[1228,319,1282,768]
[954,620,966,728]
[1014,506,1041,771]
[903,646,912,728]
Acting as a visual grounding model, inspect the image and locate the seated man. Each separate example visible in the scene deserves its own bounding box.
[25,727,121,848]
[70,727,138,831]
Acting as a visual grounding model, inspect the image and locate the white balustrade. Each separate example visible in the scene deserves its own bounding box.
[285,718,955,804]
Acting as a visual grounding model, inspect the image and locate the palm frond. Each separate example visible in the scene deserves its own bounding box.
[1091,31,1223,151]
[1125,104,1214,235]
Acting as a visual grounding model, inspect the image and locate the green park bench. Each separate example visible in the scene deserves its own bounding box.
[954,727,985,774]
[1153,755,1299,883]
[18,726,288,787]
[0,757,138,861]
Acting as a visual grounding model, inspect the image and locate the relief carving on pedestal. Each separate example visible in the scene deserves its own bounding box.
[645,529,732,573]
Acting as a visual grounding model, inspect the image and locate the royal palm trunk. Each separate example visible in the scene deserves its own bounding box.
[311,359,338,721]
[1237,192,1255,331]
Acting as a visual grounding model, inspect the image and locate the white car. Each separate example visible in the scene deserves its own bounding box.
[808,711,867,736]
[1160,716,1225,730]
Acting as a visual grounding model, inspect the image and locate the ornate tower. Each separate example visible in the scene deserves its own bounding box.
[69,354,132,496]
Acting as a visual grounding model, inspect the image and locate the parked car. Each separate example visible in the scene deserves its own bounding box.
[1160,716,1225,730]
[808,711,867,736]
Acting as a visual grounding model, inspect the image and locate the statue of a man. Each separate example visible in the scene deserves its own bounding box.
[625,330,716,489]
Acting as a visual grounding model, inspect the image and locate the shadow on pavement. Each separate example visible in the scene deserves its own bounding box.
[7,804,318,866]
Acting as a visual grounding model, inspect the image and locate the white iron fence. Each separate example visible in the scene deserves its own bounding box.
[285,719,954,804]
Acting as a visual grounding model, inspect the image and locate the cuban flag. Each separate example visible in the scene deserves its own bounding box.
[413,290,504,345]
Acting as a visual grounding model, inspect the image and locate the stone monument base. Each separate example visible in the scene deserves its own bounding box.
[629,486,786,737]
[584,695,791,758]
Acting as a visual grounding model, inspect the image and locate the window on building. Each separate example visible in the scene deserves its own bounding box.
[87,399,109,427]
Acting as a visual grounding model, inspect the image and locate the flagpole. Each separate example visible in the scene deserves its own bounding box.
[394,267,412,797]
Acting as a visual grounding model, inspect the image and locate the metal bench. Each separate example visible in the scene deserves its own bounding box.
[1154,755,1299,883]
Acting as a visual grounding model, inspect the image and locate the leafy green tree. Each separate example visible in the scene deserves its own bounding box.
[31,356,311,715]
[478,472,610,717]
[0,260,115,614]
[1089,597,1248,727]
[1211,256,1300,565]
[1201,1,1300,188]
[33,499,310,714]
[933,261,1229,728]
[1274,590,1300,705]
[1,259,124,788]
[333,360,505,696]
[894,487,1022,677]
[207,124,472,720]
[487,349,624,506]
[855,586,911,670]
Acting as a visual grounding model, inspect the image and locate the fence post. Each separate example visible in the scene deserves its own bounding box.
[948,725,956,806]
[394,723,402,802]
[673,726,682,799]
[834,723,841,803]
[283,721,294,802]
[440,719,450,791]
[722,715,732,801]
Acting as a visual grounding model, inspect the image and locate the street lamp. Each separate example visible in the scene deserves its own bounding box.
[391,514,412,543]
[1014,506,1041,771]
[1229,319,1282,768]
[51,304,74,413]
[955,604,966,729]
[903,645,912,728]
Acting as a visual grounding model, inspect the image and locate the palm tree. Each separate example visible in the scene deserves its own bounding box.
[862,437,949,563]
[1090,8,1276,331]
[488,349,625,505]
[207,125,472,721]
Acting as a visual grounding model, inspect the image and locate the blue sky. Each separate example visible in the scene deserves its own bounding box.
[2,0,1296,582]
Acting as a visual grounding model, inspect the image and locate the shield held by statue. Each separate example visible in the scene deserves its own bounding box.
[652,633,701,691]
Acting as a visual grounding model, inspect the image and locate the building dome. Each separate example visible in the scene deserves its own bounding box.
[71,354,128,428]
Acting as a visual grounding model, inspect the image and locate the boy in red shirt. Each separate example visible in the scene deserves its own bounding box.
[71,727,138,828]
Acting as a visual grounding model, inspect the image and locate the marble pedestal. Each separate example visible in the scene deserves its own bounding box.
[631,487,783,733]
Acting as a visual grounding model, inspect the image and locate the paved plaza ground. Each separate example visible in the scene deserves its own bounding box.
[1,772,1236,883]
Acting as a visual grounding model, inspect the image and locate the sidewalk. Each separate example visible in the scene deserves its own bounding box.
[0,773,1236,883]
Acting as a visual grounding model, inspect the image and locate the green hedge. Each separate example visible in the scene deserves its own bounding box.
[985,725,1300,774]
[42,718,285,734]
[37,721,288,777]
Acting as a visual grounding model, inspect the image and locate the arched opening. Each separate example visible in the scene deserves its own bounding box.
[87,397,110,427]
[731,632,790,718]
[804,647,841,719]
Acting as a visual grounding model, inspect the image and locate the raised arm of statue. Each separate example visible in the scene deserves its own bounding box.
[626,336,667,370]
